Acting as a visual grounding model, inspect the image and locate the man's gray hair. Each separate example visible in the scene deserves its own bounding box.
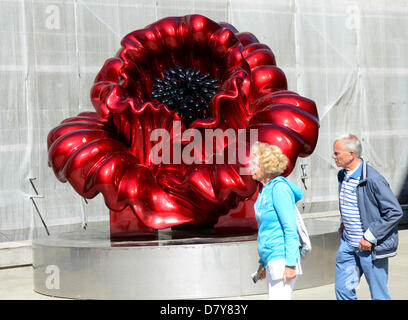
[334,134,362,158]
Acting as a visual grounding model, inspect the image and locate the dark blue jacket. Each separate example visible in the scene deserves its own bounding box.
[338,160,403,260]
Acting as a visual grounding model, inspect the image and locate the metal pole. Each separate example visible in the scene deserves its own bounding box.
[30,195,50,236]
[29,178,50,236]
[82,198,88,230]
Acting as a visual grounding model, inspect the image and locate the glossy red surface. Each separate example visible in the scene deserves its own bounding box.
[47,15,319,236]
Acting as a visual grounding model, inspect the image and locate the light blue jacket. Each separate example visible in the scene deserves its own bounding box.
[255,176,303,267]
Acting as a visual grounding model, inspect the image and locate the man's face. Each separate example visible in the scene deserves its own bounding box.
[332,140,354,169]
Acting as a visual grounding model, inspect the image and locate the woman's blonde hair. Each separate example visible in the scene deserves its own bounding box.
[250,141,288,176]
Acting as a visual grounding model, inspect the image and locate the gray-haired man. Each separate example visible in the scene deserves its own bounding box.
[332,134,403,300]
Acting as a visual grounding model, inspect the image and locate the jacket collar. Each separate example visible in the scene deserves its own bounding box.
[338,158,367,184]
[358,159,368,185]
[348,159,363,180]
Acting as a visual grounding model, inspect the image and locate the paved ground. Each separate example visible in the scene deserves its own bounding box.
[0,228,407,300]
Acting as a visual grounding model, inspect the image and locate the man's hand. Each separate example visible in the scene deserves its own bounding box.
[359,237,373,252]
[338,224,345,236]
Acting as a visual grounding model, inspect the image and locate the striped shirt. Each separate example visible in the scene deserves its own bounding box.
[339,162,363,247]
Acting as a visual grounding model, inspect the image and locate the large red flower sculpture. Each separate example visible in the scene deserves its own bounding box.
[47,15,319,237]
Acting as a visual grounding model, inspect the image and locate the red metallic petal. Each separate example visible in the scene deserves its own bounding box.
[248,104,319,156]
[242,43,272,58]
[235,32,259,46]
[47,122,104,150]
[94,58,122,84]
[250,91,319,117]
[250,65,288,99]
[245,49,276,69]
[63,138,129,196]
[248,90,320,175]
[48,129,111,181]
[111,102,183,167]
[218,22,239,34]
[249,124,304,176]
[191,71,249,130]
[86,154,196,228]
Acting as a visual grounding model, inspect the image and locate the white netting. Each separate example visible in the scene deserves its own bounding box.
[1,0,407,241]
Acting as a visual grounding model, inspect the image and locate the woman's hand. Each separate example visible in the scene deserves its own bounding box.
[283,266,296,283]
[257,264,266,280]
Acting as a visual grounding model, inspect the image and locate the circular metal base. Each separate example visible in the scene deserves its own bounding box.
[32,220,339,299]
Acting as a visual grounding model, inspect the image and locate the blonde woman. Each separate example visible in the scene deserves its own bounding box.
[250,141,303,300]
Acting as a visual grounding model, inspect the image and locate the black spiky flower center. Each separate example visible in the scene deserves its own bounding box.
[151,66,219,126]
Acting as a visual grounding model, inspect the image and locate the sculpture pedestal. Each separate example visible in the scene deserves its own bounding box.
[32,220,339,299]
